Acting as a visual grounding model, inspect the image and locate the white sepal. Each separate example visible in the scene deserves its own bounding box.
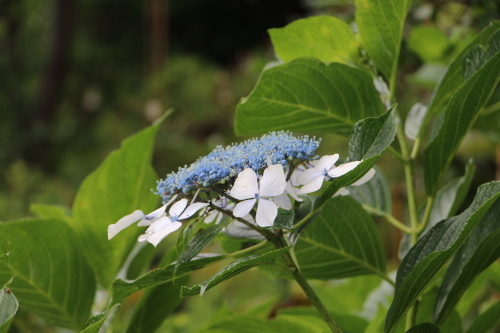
[108,210,145,240]
[328,161,361,178]
[179,202,209,220]
[230,168,259,200]
[168,198,189,218]
[233,199,257,218]
[147,222,183,247]
[256,198,278,227]
[259,164,286,197]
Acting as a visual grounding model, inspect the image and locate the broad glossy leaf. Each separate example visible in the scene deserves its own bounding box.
[385,181,500,333]
[71,117,165,286]
[180,247,290,297]
[0,289,18,333]
[315,155,379,209]
[462,31,500,79]
[428,21,500,115]
[422,50,500,195]
[295,196,386,280]
[348,106,397,161]
[272,208,294,229]
[30,204,71,223]
[234,58,385,136]
[465,300,500,333]
[406,323,441,333]
[433,199,500,324]
[414,288,462,333]
[125,275,188,333]
[269,16,359,64]
[354,0,411,79]
[80,304,120,333]
[349,166,392,214]
[404,103,428,141]
[0,219,96,330]
[112,254,226,303]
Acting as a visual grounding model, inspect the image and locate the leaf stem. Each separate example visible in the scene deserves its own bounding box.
[416,196,435,236]
[228,240,269,259]
[388,146,406,163]
[361,205,412,234]
[276,234,343,333]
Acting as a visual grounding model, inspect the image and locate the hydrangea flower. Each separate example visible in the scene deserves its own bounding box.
[156,132,320,202]
[230,164,287,227]
[139,199,208,246]
[203,196,234,224]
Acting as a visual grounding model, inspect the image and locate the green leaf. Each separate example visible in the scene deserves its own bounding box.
[348,166,392,214]
[80,304,120,333]
[385,181,500,333]
[428,22,500,115]
[30,204,71,223]
[404,103,428,141]
[354,0,411,79]
[125,275,188,333]
[111,254,226,303]
[433,199,500,324]
[315,155,380,209]
[406,323,441,333]
[348,106,397,161]
[463,31,500,79]
[365,305,386,333]
[408,26,450,63]
[71,117,165,287]
[0,218,96,330]
[414,288,462,333]
[234,58,385,136]
[269,16,359,65]
[422,49,500,195]
[465,300,500,333]
[180,247,290,297]
[295,196,386,280]
[271,208,294,229]
[176,219,232,266]
[0,289,18,333]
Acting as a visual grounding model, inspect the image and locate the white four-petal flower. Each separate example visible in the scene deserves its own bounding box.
[139,198,208,246]
[230,165,286,227]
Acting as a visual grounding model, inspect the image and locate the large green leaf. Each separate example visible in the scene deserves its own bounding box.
[111,254,226,303]
[406,323,441,333]
[428,21,500,115]
[348,166,392,215]
[180,247,290,297]
[433,199,500,324]
[30,204,71,223]
[71,117,165,286]
[295,196,386,280]
[462,31,500,79]
[354,0,411,79]
[0,219,96,330]
[80,304,120,333]
[0,288,18,333]
[269,16,359,65]
[422,49,500,195]
[408,26,450,64]
[414,288,462,333]
[348,106,397,161]
[465,300,500,333]
[234,58,385,136]
[385,181,500,333]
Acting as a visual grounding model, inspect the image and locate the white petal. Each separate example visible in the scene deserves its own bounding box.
[285,182,303,202]
[138,233,151,242]
[298,176,324,194]
[328,161,361,178]
[255,198,278,227]
[230,168,259,200]
[274,192,292,210]
[147,222,183,247]
[179,202,209,220]
[204,211,219,224]
[168,199,189,218]
[233,199,256,217]
[259,164,286,197]
[352,168,376,186]
[146,216,172,233]
[314,154,339,172]
[333,188,350,197]
[296,168,323,185]
[289,167,304,186]
[138,212,166,227]
[108,210,145,240]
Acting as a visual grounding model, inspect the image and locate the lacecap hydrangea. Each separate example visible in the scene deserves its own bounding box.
[155,131,320,202]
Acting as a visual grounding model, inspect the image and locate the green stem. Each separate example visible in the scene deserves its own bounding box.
[361,205,412,234]
[229,240,269,258]
[388,146,406,163]
[276,235,343,333]
[416,196,435,236]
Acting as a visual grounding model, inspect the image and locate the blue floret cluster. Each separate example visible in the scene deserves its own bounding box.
[156,132,320,202]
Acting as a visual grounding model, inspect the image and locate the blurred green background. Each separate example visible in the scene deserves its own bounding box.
[0,1,499,331]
